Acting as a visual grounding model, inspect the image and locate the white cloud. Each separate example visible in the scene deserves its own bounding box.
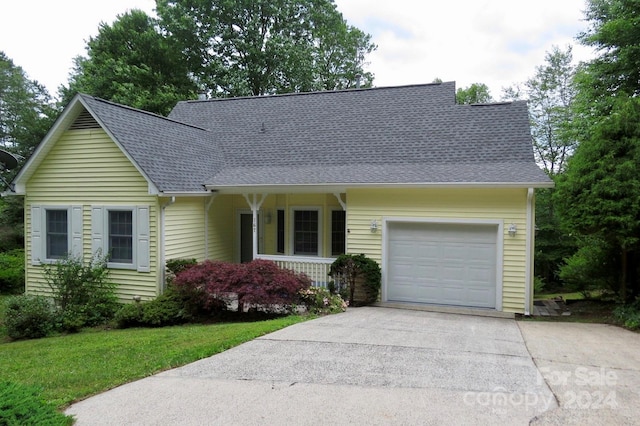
[0,0,595,100]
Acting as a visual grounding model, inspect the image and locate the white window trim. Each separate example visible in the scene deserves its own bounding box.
[91,205,150,272]
[31,205,82,265]
[289,206,322,257]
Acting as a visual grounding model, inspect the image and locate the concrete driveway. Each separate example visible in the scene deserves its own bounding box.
[65,307,639,425]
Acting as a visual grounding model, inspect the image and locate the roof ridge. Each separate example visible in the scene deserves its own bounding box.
[178,81,456,105]
[79,94,210,132]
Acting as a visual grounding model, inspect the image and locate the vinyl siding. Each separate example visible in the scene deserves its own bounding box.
[165,197,206,261]
[346,188,529,314]
[207,194,234,262]
[25,128,159,301]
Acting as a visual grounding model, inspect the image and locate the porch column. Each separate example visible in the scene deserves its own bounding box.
[242,193,267,260]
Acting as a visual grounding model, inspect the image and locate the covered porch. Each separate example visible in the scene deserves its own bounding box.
[210,190,350,286]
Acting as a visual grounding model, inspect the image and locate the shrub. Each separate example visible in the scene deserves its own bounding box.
[174,259,311,314]
[613,298,640,330]
[115,285,202,329]
[329,254,381,306]
[44,252,118,332]
[4,295,56,340]
[0,381,73,426]
[298,287,348,314]
[0,249,24,294]
[114,302,144,328]
[166,258,198,276]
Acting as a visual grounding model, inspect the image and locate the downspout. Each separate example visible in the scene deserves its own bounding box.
[524,188,535,316]
[160,196,176,292]
[204,194,217,259]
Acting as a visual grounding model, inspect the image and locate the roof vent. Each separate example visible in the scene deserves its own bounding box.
[69,110,100,130]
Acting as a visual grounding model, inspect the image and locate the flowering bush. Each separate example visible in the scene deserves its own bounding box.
[173,259,312,314]
[298,287,348,315]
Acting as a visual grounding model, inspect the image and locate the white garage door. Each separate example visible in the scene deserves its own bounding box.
[387,222,497,308]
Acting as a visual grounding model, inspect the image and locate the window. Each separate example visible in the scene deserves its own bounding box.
[293,210,319,255]
[31,205,82,265]
[91,206,150,272]
[46,209,68,259]
[331,210,346,256]
[108,210,133,263]
[276,209,285,253]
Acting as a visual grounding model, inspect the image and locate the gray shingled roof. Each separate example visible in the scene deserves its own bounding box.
[79,95,224,192]
[79,82,550,193]
[169,82,551,189]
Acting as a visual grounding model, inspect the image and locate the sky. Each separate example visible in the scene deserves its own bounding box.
[0,0,595,100]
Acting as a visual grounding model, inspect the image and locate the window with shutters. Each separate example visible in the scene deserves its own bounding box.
[30,205,82,265]
[91,206,150,272]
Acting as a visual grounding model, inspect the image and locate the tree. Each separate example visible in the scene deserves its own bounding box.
[578,0,640,100]
[155,0,376,97]
[62,10,198,115]
[553,0,640,302]
[526,46,577,175]
[555,97,640,301]
[455,83,492,104]
[0,52,58,250]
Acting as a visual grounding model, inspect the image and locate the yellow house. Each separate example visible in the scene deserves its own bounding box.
[9,82,552,314]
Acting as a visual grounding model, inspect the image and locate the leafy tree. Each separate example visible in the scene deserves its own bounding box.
[62,10,198,115]
[455,83,492,104]
[0,52,57,160]
[155,0,376,97]
[578,0,640,100]
[526,46,577,175]
[554,0,640,302]
[0,52,58,250]
[555,97,640,301]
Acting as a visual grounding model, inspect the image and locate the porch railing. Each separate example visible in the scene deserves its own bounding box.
[255,254,334,288]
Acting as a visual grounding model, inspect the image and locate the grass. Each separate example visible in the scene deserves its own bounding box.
[0,314,308,409]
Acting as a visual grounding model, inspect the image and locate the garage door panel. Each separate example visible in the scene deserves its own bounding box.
[387,222,497,309]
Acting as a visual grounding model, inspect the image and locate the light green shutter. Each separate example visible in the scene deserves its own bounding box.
[136,206,150,272]
[31,205,42,265]
[71,205,83,258]
[91,206,104,257]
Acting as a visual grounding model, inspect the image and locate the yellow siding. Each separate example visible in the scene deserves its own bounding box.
[165,197,206,261]
[25,129,159,301]
[207,194,234,262]
[346,188,528,313]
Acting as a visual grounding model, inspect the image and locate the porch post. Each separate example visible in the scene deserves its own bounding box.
[242,193,267,260]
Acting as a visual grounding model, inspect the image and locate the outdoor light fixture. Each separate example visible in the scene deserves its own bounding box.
[508,223,517,237]
[370,219,378,233]
[265,210,272,224]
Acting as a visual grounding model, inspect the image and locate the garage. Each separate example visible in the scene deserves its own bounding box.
[386,221,498,309]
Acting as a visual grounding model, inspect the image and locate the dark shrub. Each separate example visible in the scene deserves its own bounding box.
[4,295,56,340]
[329,254,381,306]
[0,382,73,425]
[173,259,311,314]
[0,249,24,294]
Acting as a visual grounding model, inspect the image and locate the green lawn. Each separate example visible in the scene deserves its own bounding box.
[0,314,307,409]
